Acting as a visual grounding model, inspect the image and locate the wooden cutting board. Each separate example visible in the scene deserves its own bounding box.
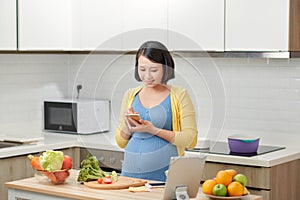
[84,176,147,190]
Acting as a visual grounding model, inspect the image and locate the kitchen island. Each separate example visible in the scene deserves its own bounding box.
[5,170,262,200]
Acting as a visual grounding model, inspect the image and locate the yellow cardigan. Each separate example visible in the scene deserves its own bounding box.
[115,85,198,156]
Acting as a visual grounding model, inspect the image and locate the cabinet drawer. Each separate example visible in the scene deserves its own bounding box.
[80,148,124,171]
[202,162,271,189]
[248,189,271,200]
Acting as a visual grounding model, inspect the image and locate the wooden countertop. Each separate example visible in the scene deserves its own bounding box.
[5,170,262,200]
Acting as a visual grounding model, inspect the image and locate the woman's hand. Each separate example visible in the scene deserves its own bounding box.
[127,119,160,135]
[126,116,175,143]
[121,108,139,137]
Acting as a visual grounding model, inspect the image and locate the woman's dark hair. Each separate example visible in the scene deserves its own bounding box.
[135,41,175,84]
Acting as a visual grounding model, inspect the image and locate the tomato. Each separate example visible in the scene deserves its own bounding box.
[103,176,113,184]
[61,155,73,170]
[97,178,103,184]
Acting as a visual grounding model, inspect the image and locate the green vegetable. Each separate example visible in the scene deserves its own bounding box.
[77,153,119,183]
[77,153,107,182]
[39,150,64,172]
[111,171,118,183]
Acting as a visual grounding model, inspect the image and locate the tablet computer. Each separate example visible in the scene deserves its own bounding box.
[162,155,206,200]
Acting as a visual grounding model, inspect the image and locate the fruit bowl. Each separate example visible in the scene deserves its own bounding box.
[35,169,70,184]
[204,194,249,200]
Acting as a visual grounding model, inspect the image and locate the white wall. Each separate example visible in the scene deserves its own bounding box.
[214,58,300,147]
[0,54,69,137]
[1,53,299,147]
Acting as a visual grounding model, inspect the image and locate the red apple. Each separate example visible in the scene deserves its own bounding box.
[61,155,73,170]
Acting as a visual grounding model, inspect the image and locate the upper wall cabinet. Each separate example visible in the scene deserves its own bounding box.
[76,0,123,50]
[10,0,300,52]
[77,0,221,51]
[225,0,289,51]
[0,0,17,50]
[19,0,72,50]
[168,0,224,51]
[122,0,168,51]
[75,0,168,51]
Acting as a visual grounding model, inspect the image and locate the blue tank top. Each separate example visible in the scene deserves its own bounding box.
[121,93,178,182]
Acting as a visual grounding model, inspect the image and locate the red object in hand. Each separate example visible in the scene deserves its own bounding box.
[61,155,73,169]
[103,176,113,184]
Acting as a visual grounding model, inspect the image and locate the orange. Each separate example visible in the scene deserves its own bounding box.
[227,181,244,196]
[225,169,237,178]
[202,179,217,195]
[216,170,232,186]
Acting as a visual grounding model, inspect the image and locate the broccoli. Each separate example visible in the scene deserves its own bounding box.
[77,153,107,182]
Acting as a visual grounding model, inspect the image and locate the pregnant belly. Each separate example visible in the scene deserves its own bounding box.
[122,136,178,173]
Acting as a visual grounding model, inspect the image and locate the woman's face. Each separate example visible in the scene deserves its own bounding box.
[137,55,164,87]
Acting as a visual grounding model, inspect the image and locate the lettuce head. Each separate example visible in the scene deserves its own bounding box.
[39,150,64,172]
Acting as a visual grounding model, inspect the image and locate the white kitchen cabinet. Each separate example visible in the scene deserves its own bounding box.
[168,0,224,51]
[77,0,222,51]
[74,0,168,51]
[14,0,297,52]
[77,0,123,50]
[225,0,289,51]
[0,0,17,50]
[74,0,167,51]
[18,0,72,50]
[122,0,168,51]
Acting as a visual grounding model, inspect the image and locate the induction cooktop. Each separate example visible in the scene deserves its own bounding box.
[187,142,285,157]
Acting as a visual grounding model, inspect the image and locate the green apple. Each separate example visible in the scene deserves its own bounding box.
[233,174,248,187]
[212,184,227,196]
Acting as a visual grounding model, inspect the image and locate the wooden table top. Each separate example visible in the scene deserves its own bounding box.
[5,170,262,200]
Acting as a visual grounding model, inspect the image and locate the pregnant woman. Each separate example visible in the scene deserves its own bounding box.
[116,41,198,182]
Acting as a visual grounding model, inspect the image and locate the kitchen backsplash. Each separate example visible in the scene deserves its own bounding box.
[1,53,300,147]
[0,54,69,137]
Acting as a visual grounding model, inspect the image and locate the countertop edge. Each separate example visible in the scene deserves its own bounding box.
[1,133,300,168]
[185,149,300,167]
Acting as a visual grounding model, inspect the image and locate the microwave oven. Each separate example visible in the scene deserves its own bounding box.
[44,99,110,134]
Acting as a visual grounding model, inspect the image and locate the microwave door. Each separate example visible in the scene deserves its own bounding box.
[44,102,77,132]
